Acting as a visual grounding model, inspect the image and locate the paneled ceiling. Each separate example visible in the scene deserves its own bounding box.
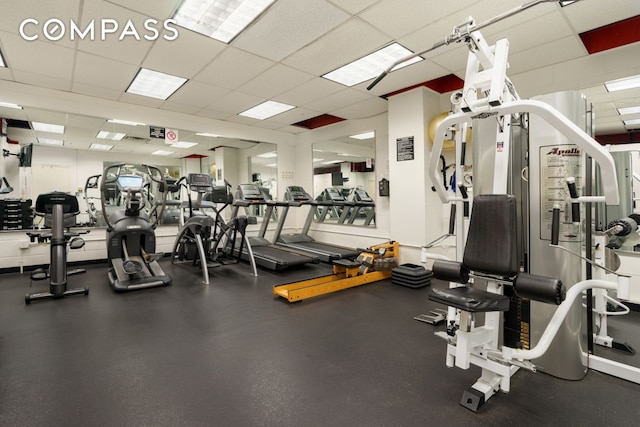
[0,0,639,158]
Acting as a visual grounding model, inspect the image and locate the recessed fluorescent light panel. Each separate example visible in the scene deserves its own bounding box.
[152,150,174,156]
[624,118,640,127]
[322,160,343,165]
[605,74,640,92]
[38,138,63,146]
[239,100,295,120]
[0,101,22,109]
[313,158,324,162]
[170,141,198,149]
[559,1,578,6]
[174,0,276,43]
[350,131,375,140]
[126,68,187,100]
[256,151,277,158]
[32,122,65,134]
[618,106,640,115]
[323,43,423,87]
[97,131,126,140]
[264,163,276,167]
[196,132,221,137]
[90,143,113,151]
[107,119,146,126]
[0,49,5,67]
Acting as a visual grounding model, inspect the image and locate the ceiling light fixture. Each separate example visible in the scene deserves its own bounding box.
[0,49,5,67]
[173,0,276,43]
[322,160,343,165]
[196,132,221,138]
[170,141,198,148]
[90,143,113,151]
[323,43,423,87]
[152,150,174,156]
[107,119,146,126]
[624,118,640,127]
[239,100,295,120]
[97,131,126,140]
[350,131,375,140]
[559,1,578,6]
[256,151,277,158]
[38,138,64,146]
[32,122,65,134]
[605,74,640,92]
[313,158,324,162]
[0,101,23,109]
[617,106,640,116]
[126,68,187,100]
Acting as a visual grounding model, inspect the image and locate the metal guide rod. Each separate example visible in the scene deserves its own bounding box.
[366,0,567,91]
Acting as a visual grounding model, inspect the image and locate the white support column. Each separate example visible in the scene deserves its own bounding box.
[388,87,448,264]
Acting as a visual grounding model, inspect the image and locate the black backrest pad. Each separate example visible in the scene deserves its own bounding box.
[463,194,518,277]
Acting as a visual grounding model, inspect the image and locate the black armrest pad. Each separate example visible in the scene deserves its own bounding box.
[432,260,469,284]
[429,287,510,312]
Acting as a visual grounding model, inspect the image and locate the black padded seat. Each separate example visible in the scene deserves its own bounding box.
[430,286,510,313]
[333,259,361,268]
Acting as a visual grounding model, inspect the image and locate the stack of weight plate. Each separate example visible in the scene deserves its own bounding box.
[391,263,433,288]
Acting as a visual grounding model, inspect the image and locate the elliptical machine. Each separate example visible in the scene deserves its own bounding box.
[171,174,256,284]
[101,164,172,291]
[25,192,89,304]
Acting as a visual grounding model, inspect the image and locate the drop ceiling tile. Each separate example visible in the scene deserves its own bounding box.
[118,92,166,108]
[104,0,182,19]
[508,36,585,75]
[12,69,72,92]
[359,0,476,39]
[304,88,372,112]
[561,0,640,33]
[224,115,285,130]
[168,80,230,108]
[0,0,81,49]
[76,0,157,65]
[74,51,139,90]
[195,108,234,121]
[275,77,345,106]
[267,107,325,125]
[207,91,265,115]
[327,0,379,14]
[330,97,388,120]
[485,12,574,54]
[0,32,75,80]
[282,18,390,75]
[237,64,314,100]
[71,82,123,100]
[233,0,350,61]
[194,47,274,90]
[142,29,226,78]
[160,101,202,115]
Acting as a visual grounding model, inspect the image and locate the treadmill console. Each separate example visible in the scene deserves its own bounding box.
[353,189,373,202]
[285,186,312,202]
[237,184,266,202]
[323,188,346,202]
[187,173,213,192]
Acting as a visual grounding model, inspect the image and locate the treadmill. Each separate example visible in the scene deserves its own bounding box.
[273,186,360,263]
[230,184,319,271]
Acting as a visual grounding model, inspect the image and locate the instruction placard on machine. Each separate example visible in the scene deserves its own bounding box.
[396,136,414,161]
[539,144,582,243]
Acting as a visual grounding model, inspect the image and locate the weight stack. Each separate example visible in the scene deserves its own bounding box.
[391,263,433,288]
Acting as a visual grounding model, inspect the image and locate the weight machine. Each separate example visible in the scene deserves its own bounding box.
[368,0,632,411]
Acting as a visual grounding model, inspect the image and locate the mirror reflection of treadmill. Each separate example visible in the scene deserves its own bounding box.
[273,186,360,262]
[231,184,319,271]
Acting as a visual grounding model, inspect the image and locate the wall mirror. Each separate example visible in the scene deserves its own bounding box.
[0,106,274,230]
[212,142,278,221]
[312,131,376,227]
[596,149,640,252]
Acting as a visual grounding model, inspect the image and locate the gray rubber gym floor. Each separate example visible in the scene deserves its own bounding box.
[1,259,638,426]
